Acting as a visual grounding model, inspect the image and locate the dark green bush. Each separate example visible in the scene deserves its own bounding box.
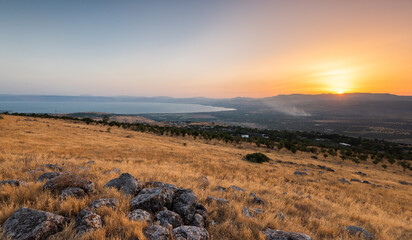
[245,153,270,163]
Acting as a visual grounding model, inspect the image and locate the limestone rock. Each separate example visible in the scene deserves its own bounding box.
[104,173,142,195]
[263,228,312,240]
[172,226,209,240]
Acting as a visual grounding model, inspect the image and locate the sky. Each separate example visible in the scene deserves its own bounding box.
[1,0,411,98]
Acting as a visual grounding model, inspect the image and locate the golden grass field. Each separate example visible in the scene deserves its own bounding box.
[0,115,411,239]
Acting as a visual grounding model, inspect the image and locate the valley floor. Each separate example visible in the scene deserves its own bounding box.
[0,115,411,239]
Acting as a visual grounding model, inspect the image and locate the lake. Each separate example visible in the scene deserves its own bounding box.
[0,101,235,114]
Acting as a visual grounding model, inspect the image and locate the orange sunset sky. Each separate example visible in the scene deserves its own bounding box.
[1,0,411,98]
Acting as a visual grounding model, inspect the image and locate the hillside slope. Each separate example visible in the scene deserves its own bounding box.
[0,115,411,239]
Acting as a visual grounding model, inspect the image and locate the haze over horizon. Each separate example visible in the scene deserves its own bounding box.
[1,0,411,98]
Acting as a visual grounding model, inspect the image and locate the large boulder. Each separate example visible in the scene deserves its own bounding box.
[0,179,27,187]
[59,187,86,200]
[37,172,61,183]
[156,210,183,229]
[171,188,198,225]
[143,225,171,240]
[345,225,374,240]
[89,198,119,210]
[75,208,102,235]
[2,207,68,240]
[130,188,167,212]
[104,173,142,195]
[263,228,312,240]
[128,209,152,225]
[172,226,209,240]
[43,173,95,194]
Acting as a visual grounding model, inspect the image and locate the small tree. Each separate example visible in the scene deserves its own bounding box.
[102,115,110,124]
[245,153,270,163]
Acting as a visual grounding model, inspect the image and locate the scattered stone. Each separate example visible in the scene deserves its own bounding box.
[76,166,89,171]
[143,225,171,240]
[215,185,227,192]
[130,188,167,212]
[242,206,254,217]
[362,180,371,184]
[104,173,142,196]
[172,188,198,225]
[75,208,102,235]
[155,210,183,228]
[205,196,229,206]
[172,226,210,240]
[294,171,307,176]
[263,228,312,240]
[43,174,95,194]
[399,180,412,186]
[103,168,120,174]
[317,165,335,172]
[310,155,318,159]
[229,185,245,192]
[37,172,61,183]
[28,168,45,173]
[86,161,95,165]
[339,178,351,184]
[128,209,152,224]
[0,179,28,187]
[90,198,119,210]
[275,212,285,220]
[307,179,314,182]
[249,192,266,205]
[59,187,86,200]
[251,208,264,215]
[345,225,374,240]
[198,175,210,188]
[145,181,176,209]
[2,207,68,240]
[350,179,362,183]
[354,171,367,177]
[44,164,63,171]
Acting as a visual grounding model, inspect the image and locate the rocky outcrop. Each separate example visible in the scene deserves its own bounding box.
[143,225,171,240]
[75,208,102,235]
[0,179,27,187]
[128,209,152,224]
[130,188,168,212]
[104,173,143,195]
[37,172,61,183]
[156,209,183,228]
[2,207,67,240]
[345,225,374,240]
[172,226,210,240]
[263,228,312,240]
[90,198,119,210]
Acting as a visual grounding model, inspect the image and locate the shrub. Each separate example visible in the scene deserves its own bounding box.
[245,153,270,163]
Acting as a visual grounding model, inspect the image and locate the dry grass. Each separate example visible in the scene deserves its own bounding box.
[0,115,411,239]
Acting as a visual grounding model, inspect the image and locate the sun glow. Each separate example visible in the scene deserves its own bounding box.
[317,69,353,94]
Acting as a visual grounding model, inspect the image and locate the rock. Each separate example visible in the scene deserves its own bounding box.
[345,225,374,240]
[294,171,307,176]
[172,188,198,225]
[76,166,89,171]
[194,203,208,228]
[43,164,63,171]
[103,168,120,174]
[215,185,227,192]
[156,209,183,229]
[90,198,119,210]
[317,165,335,172]
[399,180,412,186]
[75,208,102,235]
[242,206,254,217]
[104,173,143,195]
[0,179,27,187]
[144,181,176,209]
[172,226,209,240]
[191,213,205,228]
[363,180,371,184]
[43,174,95,194]
[339,178,351,184]
[251,208,264,215]
[86,161,95,165]
[249,192,266,205]
[310,155,318,159]
[28,168,45,173]
[59,187,86,200]
[229,185,245,192]
[350,178,362,183]
[205,196,229,206]
[263,228,312,240]
[128,209,152,224]
[2,207,67,240]
[37,172,61,183]
[275,212,285,220]
[130,188,167,212]
[143,225,171,240]
[354,171,367,176]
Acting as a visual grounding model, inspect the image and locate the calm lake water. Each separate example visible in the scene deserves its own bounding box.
[0,101,235,114]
